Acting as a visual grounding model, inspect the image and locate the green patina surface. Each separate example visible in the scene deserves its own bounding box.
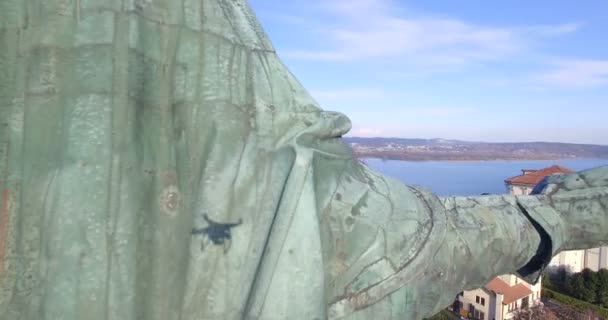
[1,1,607,319]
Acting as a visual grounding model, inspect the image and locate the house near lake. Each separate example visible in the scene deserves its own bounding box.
[455,274,542,320]
[504,165,572,195]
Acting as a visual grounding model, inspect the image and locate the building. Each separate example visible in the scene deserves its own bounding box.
[584,247,608,271]
[504,165,587,273]
[504,165,572,195]
[548,250,585,273]
[455,274,542,320]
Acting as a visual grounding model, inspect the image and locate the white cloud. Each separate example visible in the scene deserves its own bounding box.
[346,106,474,138]
[283,18,518,64]
[349,126,387,137]
[277,0,581,71]
[409,107,474,117]
[310,88,386,101]
[523,22,584,37]
[531,59,608,88]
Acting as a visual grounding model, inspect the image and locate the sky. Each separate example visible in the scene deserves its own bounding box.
[248,0,608,144]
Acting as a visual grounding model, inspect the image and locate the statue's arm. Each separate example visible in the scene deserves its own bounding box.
[516,167,608,272]
[442,166,608,286]
[313,154,548,318]
[436,193,545,288]
[318,155,606,319]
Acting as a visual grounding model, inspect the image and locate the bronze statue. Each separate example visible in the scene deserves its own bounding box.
[0,0,606,319]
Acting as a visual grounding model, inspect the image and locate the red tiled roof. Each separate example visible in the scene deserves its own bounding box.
[484,277,533,305]
[485,277,510,293]
[504,165,573,186]
[503,283,533,304]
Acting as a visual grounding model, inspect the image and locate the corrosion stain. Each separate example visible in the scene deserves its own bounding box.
[0,189,9,279]
[159,185,180,217]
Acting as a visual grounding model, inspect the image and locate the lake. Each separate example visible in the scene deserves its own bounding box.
[364,158,608,196]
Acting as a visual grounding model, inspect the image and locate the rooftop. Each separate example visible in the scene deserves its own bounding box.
[484,277,533,305]
[504,165,573,186]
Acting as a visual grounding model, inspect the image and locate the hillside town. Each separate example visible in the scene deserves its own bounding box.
[345,138,608,161]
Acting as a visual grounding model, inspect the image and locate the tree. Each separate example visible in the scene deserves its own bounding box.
[541,301,600,320]
[567,273,589,301]
[596,269,608,308]
[581,268,600,303]
[573,268,599,303]
[547,265,570,291]
[542,271,553,289]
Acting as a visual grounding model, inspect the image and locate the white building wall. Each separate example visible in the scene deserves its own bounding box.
[458,288,491,320]
[498,274,517,286]
[530,277,542,303]
[501,294,541,320]
[549,250,585,273]
[508,185,531,196]
[490,294,505,320]
[492,293,503,320]
[600,247,608,270]
[489,294,497,320]
[585,246,608,271]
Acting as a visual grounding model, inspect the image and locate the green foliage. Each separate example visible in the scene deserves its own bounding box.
[582,268,599,301]
[546,266,569,291]
[541,272,552,288]
[424,310,457,320]
[543,288,608,318]
[596,269,608,308]
[549,267,608,307]
[566,273,589,300]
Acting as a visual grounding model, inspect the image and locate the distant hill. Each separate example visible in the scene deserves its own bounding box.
[343,137,608,161]
[344,137,468,145]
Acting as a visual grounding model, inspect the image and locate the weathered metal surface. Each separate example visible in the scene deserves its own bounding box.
[1,1,607,319]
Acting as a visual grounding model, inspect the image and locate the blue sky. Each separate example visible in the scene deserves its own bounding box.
[248,0,608,144]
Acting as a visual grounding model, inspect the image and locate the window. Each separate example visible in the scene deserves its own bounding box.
[473,310,485,320]
[475,296,485,306]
